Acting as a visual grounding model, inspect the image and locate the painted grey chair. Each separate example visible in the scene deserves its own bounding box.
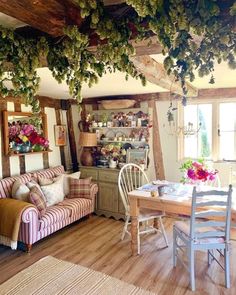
[118,163,168,254]
[173,185,233,291]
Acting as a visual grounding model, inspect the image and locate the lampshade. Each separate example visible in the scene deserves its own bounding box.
[79,132,97,147]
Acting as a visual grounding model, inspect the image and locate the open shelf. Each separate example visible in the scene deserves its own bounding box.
[8,149,52,157]
[98,140,147,144]
[92,126,147,129]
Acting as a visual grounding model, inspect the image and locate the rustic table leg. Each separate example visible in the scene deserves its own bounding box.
[130,197,139,256]
[131,216,139,255]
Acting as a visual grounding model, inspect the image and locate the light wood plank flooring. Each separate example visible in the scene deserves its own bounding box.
[0,215,235,295]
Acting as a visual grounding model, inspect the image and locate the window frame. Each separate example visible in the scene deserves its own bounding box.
[178,98,236,162]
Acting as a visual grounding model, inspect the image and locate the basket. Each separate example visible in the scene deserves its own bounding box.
[100,99,136,110]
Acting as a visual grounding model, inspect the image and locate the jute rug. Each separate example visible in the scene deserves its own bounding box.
[0,256,156,295]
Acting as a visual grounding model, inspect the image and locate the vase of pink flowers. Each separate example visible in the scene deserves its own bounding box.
[9,121,49,154]
[180,159,218,185]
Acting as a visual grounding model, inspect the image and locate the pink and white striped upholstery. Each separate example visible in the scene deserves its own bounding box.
[0,173,32,198]
[31,165,65,181]
[0,166,98,249]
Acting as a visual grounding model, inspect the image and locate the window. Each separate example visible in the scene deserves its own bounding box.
[219,103,236,160]
[180,100,236,161]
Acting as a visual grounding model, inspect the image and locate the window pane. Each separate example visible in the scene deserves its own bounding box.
[198,104,212,158]
[219,103,236,160]
[183,104,212,159]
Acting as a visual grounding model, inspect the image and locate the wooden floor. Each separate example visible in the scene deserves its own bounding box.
[0,215,236,295]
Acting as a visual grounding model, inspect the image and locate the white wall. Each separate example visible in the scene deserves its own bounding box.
[45,107,61,168]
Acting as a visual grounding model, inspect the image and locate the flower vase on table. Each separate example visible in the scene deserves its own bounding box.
[179,159,218,189]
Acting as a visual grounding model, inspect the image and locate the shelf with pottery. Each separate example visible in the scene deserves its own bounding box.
[8,149,53,157]
[98,140,146,144]
[92,126,146,129]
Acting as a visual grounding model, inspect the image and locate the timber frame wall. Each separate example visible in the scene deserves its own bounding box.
[1,87,235,179]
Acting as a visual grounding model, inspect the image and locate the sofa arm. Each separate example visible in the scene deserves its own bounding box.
[18,207,39,245]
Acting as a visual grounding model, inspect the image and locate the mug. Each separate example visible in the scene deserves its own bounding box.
[157,185,166,197]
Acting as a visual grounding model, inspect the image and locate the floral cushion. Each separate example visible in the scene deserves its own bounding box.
[12,179,30,202]
[68,177,91,199]
[40,175,65,207]
[28,186,47,217]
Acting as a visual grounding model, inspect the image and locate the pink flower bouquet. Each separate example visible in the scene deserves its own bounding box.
[9,121,49,152]
[180,159,218,184]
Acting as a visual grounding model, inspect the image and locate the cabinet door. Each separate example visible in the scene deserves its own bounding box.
[80,168,98,181]
[98,182,118,212]
[118,193,126,214]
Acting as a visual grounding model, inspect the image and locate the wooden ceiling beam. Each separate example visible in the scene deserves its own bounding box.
[131,55,198,97]
[0,0,83,37]
[198,87,236,99]
[102,0,125,5]
[80,87,236,104]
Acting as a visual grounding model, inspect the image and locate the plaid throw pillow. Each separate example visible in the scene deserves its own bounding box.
[68,177,91,199]
[28,186,47,217]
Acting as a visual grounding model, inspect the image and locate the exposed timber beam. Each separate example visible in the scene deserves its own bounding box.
[131,55,198,97]
[198,87,236,99]
[0,0,83,37]
[80,87,236,105]
[88,35,163,56]
[103,0,125,5]
[129,36,163,56]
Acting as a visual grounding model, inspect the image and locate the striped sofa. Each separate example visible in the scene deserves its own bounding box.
[0,165,98,252]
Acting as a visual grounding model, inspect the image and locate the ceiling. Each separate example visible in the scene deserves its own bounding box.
[37,68,167,100]
[151,54,236,90]
[0,11,235,101]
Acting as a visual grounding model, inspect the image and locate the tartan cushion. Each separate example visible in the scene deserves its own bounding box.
[28,186,47,217]
[68,177,91,199]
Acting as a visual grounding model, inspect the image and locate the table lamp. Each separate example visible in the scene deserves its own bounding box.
[79,132,97,166]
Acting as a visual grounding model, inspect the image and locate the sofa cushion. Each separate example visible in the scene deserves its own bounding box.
[40,175,65,207]
[63,172,81,196]
[12,179,30,202]
[0,173,32,199]
[28,186,47,217]
[68,177,91,199]
[39,205,71,230]
[26,180,45,197]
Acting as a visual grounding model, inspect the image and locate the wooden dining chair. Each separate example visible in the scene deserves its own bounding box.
[118,163,168,254]
[173,185,233,291]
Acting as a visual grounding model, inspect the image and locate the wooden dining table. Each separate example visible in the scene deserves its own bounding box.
[128,184,236,256]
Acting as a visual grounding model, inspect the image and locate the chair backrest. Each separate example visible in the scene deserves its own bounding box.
[190,185,233,243]
[205,174,221,188]
[118,163,149,214]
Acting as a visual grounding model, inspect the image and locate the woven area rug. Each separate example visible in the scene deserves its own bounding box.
[0,256,155,295]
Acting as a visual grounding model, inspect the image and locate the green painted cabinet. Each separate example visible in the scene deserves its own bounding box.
[80,166,125,220]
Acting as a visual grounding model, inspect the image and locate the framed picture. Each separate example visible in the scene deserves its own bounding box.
[126,149,149,169]
[54,125,67,146]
